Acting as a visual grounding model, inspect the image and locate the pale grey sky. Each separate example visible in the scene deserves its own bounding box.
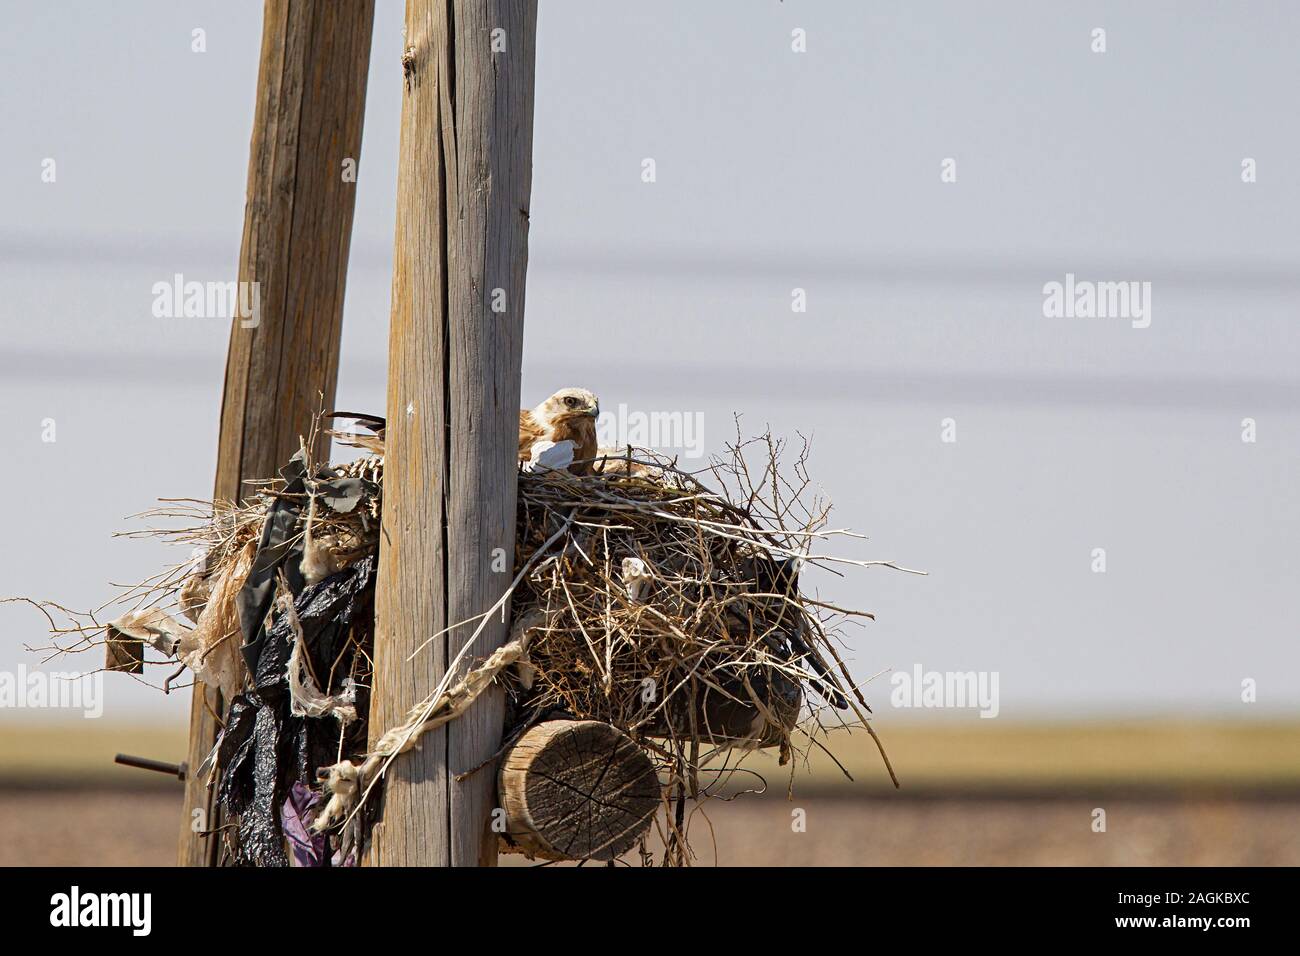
[1,1,1297,723]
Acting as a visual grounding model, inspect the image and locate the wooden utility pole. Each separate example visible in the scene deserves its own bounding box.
[368,0,537,866]
[178,0,375,866]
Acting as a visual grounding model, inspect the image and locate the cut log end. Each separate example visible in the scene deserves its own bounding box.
[499,719,659,862]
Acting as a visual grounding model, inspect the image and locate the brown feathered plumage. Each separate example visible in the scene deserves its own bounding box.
[519,387,600,474]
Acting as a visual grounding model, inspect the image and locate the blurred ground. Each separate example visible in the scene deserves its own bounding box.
[6,719,1298,789]
[2,719,1297,866]
[3,789,1297,866]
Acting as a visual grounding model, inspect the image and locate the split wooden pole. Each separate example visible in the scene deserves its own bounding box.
[366,0,538,866]
[178,0,375,866]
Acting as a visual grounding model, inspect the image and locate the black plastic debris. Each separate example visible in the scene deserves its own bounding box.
[212,449,379,867]
[215,692,260,814]
[238,451,309,674]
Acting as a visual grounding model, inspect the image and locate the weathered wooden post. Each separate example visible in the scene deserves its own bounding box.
[368,0,537,866]
[178,0,375,866]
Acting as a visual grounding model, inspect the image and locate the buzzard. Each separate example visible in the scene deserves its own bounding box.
[519,387,600,474]
[328,388,602,476]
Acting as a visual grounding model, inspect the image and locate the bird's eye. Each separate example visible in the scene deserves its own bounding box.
[564,396,579,407]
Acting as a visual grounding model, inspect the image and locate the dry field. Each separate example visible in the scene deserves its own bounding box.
[2,789,1297,866]
[2,719,1297,866]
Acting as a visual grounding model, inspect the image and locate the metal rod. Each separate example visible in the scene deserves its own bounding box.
[115,753,187,781]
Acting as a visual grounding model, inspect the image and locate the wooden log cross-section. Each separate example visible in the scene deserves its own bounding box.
[499,721,661,862]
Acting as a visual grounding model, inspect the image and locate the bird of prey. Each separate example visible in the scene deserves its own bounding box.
[519,387,600,474]
[328,391,602,476]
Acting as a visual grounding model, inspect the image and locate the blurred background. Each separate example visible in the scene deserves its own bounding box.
[2,0,1297,865]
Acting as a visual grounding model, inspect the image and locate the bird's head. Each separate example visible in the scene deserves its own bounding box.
[533,387,600,426]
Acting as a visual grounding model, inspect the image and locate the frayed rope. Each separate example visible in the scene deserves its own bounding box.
[311,609,545,833]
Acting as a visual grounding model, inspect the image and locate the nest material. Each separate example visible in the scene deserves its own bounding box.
[512,458,847,754]
[18,423,915,867]
[489,437,910,863]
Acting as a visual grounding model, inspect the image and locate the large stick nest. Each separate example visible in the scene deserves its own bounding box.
[513,441,863,749]
[495,434,912,863]
[16,424,916,867]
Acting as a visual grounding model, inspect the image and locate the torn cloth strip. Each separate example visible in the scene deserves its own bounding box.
[282,782,328,867]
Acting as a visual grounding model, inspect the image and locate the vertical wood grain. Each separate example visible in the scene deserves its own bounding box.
[369,0,536,867]
[178,0,375,867]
